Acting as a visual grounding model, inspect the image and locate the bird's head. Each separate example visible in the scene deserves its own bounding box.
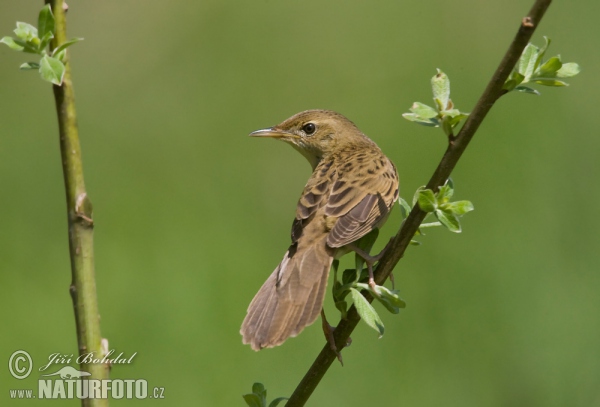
[249,110,373,169]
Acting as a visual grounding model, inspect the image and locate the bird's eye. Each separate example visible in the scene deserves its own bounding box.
[302,123,316,135]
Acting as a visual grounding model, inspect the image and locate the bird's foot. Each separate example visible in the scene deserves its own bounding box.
[321,309,350,365]
[350,237,394,292]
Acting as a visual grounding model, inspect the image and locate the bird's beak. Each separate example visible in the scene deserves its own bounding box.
[249,127,295,139]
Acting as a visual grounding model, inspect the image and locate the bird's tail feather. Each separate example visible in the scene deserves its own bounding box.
[240,239,333,350]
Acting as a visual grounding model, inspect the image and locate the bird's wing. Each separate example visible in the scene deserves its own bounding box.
[291,160,335,243]
[325,153,398,248]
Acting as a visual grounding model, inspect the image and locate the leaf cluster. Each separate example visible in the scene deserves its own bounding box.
[0,5,82,85]
[503,37,581,95]
[243,383,287,407]
[413,179,474,234]
[402,69,469,137]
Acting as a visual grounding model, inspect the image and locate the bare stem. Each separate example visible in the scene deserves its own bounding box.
[286,0,552,405]
[46,1,109,405]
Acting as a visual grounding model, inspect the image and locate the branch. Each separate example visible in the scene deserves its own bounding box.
[286,0,552,405]
[46,1,109,405]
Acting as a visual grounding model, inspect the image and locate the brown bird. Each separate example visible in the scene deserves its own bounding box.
[241,110,399,351]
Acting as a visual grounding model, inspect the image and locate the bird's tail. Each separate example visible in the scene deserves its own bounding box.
[240,238,334,350]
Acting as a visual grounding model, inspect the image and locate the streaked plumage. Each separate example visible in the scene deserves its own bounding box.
[241,110,399,351]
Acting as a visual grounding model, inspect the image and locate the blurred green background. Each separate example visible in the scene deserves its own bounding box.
[1,1,598,405]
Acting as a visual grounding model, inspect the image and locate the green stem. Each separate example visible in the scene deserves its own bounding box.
[286,0,552,405]
[46,1,109,406]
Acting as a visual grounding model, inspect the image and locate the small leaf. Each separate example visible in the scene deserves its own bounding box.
[518,43,539,79]
[443,200,474,215]
[1,36,24,51]
[242,394,262,407]
[532,78,568,87]
[52,37,84,58]
[409,240,421,246]
[20,62,40,70]
[437,184,454,203]
[435,209,461,233]
[535,36,552,70]
[412,186,426,207]
[420,221,442,228]
[39,55,65,85]
[402,112,439,127]
[514,86,540,95]
[410,102,438,118]
[39,31,54,51]
[14,22,38,42]
[335,299,348,319]
[252,383,266,397]
[37,4,55,42]
[431,69,451,111]
[342,268,358,286]
[536,56,562,77]
[369,285,406,314]
[417,189,437,212]
[441,118,453,137]
[350,288,384,337]
[398,197,412,219]
[12,38,39,54]
[269,398,289,407]
[503,79,518,92]
[556,62,581,78]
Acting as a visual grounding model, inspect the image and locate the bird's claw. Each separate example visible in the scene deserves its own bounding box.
[321,309,347,365]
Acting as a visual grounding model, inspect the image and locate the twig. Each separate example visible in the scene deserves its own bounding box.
[46,1,109,405]
[286,0,552,405]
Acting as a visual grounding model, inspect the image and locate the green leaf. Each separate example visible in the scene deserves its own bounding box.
[37,4,55,42]
[342,268,358,286]
[52,37,84,59]
[443,200,474,215]
[39,55,65,85]
[1,36,24,51]
[410,102,438,118]
[402,112,439,127]
[398,197,412,219]
[252,383,266,397]
[14,22,38,42]
[269,397,289,407]
[420,221,442,228]
[532,78,568,87]
[335,299,348,319]
[242,394,263,407]
[534,36,551,71]
[369,285,406,314]
[412,186,426,206]
[435,208,461,233]
[536,56,562,77]
[556,62,581,78]
[39,31,54,51]
[441,117,453,137]
[417,189,437,212]
[514,86,540,95]
[20,62,40,70]
[504,72,525,91]
[437,184,453,203]
[409,240,421,246]
[350,288,384,337]
[518,43,539,79]
[503,79,518,92]
[12,38,40,54]
[431,69,451,111]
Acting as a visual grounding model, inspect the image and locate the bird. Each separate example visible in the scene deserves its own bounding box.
[241,109,399,352]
